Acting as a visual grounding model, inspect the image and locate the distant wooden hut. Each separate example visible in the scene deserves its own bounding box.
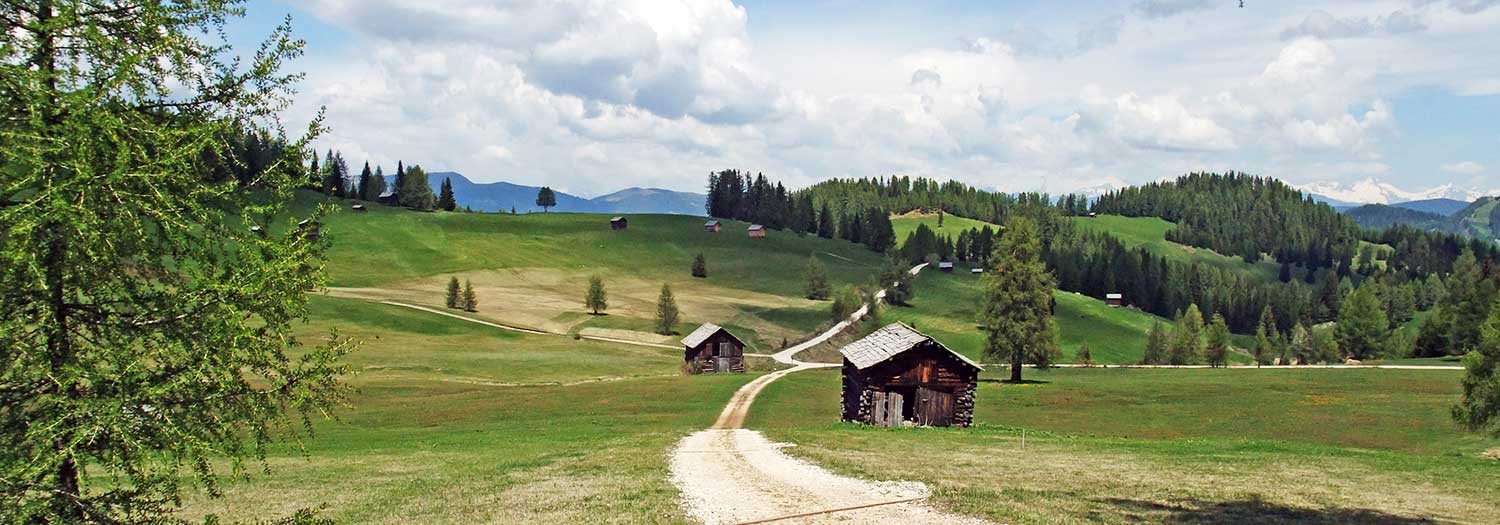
[748,224,766,238]
[351,204,367,212]
[970,267,983,275]
[377,190,398,206]
[682,323,745,374]
[1105,293,1124,307]
[610,216,628,230]
[704,220,721,233]
[296,219,321,240]
[1087,211,1098,218]
[840,323,981,427]
[938,261,954,272]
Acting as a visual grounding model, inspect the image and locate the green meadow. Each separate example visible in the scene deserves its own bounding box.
[1069,214,1284,281]
[891,211,999,242]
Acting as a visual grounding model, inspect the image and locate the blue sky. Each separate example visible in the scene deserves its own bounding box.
[234,0,1500,201]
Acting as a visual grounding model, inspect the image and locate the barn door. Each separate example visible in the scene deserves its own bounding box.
[916,387,954,427]
[871,391,905,427]
[715,357,733,372]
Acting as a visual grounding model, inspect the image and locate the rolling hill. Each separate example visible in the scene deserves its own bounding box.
[1344,204,1448,230]
[1390,198,1470,216]
[412,172,705,214]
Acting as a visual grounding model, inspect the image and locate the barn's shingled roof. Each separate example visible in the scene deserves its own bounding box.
[839,322,982,371]
[682,323,727,348]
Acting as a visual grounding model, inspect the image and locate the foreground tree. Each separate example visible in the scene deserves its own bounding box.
[0,4,352,522]
[1076,343,1094,367]
[437,176,457,211]
[804,256,831,300]
[656,284,680,335]
[1205,314,1232,368]
[1288,322,1311,365]
[1338,285,1388,360]
[536,186,557,212]
[446,276,462,309]
[586,275,608,314]
[979,216,1059,382]
[1454,296,1500,437]
[879,255,914,306]
[1167,304,1204,365]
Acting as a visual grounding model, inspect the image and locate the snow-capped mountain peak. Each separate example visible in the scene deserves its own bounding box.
[1295,178,1497,205]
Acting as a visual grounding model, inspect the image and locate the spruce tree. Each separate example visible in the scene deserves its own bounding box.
[357,161,374,200]
[1168,304,1204,365]
[372,165,387,199]
[816,203,836,239]
[804,256,831,300]
[462,280,478,312]
[446,276,461,309]
[1076,343,1094,367]
[1289,322,1311,365]
[399,164,436,210]
[655,284,680,335]
[437,177,457,211]
[393,160,406,200]
[0,6,350,521]
[1205,314,1232,367]
[1453,295,1500,437]
[1311,325,1340,364]
[585,275,608,314]
[979,216,1059,382]
[692,253,708,278]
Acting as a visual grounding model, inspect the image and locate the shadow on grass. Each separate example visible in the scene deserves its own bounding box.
[1095,497,1435,524]
[979,378,1051,385]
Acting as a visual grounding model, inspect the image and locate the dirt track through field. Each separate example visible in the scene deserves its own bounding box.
[668,263,988,524]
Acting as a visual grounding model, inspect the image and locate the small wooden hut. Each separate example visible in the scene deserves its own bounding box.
[296,219,321,240]
[970,267,983,275]
[351,204,367,212]
[610,217,628,230]
[938,261,954,272]
[1105,293,1124,307]
[682,323,745,374]
[840,323,981,427]
[704,220,721,233]
[748,224,766,238]
[377,190,399,206]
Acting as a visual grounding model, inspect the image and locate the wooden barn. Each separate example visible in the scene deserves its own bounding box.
[351,203,367,212]
[840,323,982,427]
[704,220,721,233]
[377,190,398,206]
[1105,293,1124,307]
[747,224,766,238]
[610,216,628,230]
[682,323,746,374]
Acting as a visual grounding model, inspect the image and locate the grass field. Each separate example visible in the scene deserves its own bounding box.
[877,270,1247,365]
[752,367,1500,524]
[891,212,998,243]
[309,195,886,351]
[181,295,747,523]
[1069,215,1283,282]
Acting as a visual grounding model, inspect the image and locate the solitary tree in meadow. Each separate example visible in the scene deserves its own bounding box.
[536,186,558,212]
[1289,322,1311,365]
[692,253,708,278]
[1142,321,1169,365]
[979,216,1059,382]
[0,5,352,522]
[463,280,478,312]
[1075,343,1094,367]
[1337,285,1387,360]
[1454,295,1500,437]
[1167,304,1204,365]
[804,256,831,300]
[656,284,680,335]
[399,164,437,210]
[446,276,462,309]
[586,275,608,315]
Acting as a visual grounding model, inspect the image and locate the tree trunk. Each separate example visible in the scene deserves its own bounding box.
[1010,349,1023,382]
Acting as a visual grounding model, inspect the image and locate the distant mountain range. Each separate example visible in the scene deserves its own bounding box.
[1344,197,1500,241]
[1296,177,1498,206]
[400,172,706,215]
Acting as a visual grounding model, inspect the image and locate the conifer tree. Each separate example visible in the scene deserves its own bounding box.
[446,276,461,309]
[816,203,836,239]
[0,6,351,521]
[1337,285,1388,360]
[1076,343,1094,367]
[1143,321,1169,365]
[462,280,478,312]
[536,186,557,212]
[372,165,387,199]
[979,216,1059,382]
[1453,295,1500,437]
[1289,322,1311,365]
[399,164,436,210]
[655,284,680,335]
[585,275,608,314]
[804,256,831,300]
[692,253,708,278]
[1311,325,1340,363]
[1205,314,1232,367]
[1168,304,1204,365]
[437,177,457,211]
[393,160,406,200]
[357,161,374,200]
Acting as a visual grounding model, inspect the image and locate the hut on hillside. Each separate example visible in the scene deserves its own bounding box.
[938,261,955,272]
[748,224,766,238]
[351,204,367,212]
[377,190,398,206]
[704,220,721,233]
[970,267,983,275]
[296,219,321,240]
[682,323,745,374]
[1087,211,1098,218]
[840,323,981,427]
[1105,293,1124,307]
[610,217,628,230]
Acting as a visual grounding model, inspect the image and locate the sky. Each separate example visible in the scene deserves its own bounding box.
[232,0,1500,198]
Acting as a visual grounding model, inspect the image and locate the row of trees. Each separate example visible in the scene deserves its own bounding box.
[445,277,479,312]
[703,170,901,253]
[307,153,444,210]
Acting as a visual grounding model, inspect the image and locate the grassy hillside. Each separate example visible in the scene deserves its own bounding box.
[183,294,749,523]
[1069,215,1283,281]
[891,212,997,243]
[309,194,886,350]
[879,270,1192,365]
[752,368,1500,523]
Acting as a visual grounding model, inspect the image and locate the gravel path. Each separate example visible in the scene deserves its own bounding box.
[671,263,986,524]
